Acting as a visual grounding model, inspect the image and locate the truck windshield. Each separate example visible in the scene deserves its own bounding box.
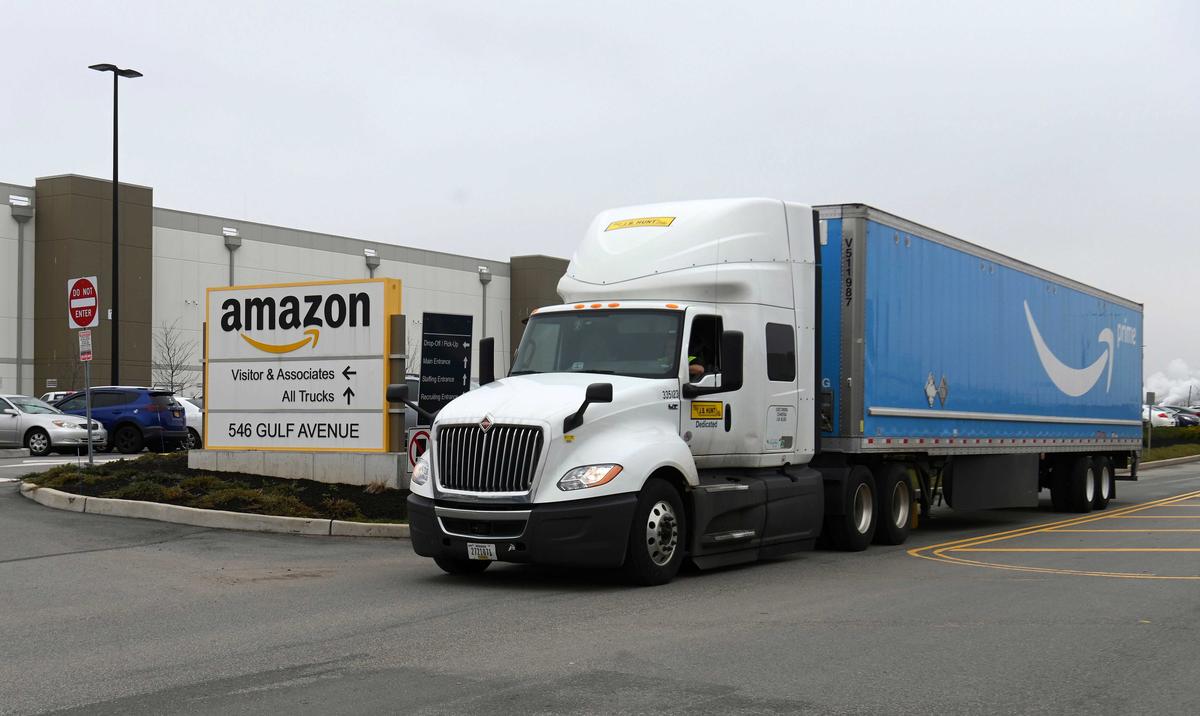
[511,310,683,379]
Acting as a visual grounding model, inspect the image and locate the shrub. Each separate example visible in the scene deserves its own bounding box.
[179,475,233,495]
[112,481,184,502]
[1148,426,1200,448]
[320,496,364,520]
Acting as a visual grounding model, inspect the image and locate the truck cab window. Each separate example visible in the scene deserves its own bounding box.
[765,323,796,381]
[511,310,682,379]
[687,316,722,383]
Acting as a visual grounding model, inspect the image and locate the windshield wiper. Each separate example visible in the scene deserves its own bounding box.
[509,370,540,375]
[569,369,617,375]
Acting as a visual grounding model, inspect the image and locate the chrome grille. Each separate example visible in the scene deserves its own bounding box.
[436,424,544,492]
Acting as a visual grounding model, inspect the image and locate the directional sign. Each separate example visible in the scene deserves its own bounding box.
[79,330,93,362]
[67,276,100,329]
[419,312,473,415]
[204,278,402,451]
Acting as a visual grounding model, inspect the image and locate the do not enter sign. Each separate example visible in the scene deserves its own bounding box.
[68,276,100,329]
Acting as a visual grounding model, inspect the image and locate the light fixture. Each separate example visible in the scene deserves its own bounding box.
[8,195,31,207]
[364,248,380,277]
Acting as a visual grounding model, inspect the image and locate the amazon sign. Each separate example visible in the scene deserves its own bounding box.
[204,279,402,451]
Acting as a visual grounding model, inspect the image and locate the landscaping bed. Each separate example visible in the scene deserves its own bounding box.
[24,453,407,522]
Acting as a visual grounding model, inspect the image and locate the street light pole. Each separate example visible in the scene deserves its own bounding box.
[89,63,142,385]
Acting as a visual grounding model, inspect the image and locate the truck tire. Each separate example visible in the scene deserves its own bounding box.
[1092,456,1114,510]
[873,463,912,546]
[434,557,491,575]
[1065,456,1095,513]
[824,466,877,551]
[623,478,686,586]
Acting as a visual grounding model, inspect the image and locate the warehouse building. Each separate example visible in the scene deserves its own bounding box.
[0,174,567,397]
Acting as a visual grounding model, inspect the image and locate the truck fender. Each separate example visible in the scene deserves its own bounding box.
[816,466,855,516]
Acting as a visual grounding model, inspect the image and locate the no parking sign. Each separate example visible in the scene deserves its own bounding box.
[408,429,431,468]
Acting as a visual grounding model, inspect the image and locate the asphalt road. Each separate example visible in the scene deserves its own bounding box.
[2,461,1199,715]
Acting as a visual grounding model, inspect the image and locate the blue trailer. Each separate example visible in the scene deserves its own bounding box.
[815,204,1142,515]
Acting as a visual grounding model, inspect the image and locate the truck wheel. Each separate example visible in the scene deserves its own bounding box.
[434,557,491,575]
[1065,456,1095,513]
[623,479,686,586]
[873,464,912,546]
[824,466,877,551]
[1092,457,1114,510]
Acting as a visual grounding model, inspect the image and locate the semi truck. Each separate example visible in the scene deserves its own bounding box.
[398,200,1143,585]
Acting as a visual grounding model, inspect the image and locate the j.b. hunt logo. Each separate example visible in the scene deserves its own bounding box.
[220,292,371,354]
[1023,300,1136,398]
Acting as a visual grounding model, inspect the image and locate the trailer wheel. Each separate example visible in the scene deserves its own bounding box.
[1092,457,1114,510]
[824,466,877,551]
[434,557,491,575]
[623,478,686,586]
[873,464,912,546]
[1064,456,1095,513]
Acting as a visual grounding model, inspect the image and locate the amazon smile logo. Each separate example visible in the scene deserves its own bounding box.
[1023,300,1117,397]
[220,292,370,354]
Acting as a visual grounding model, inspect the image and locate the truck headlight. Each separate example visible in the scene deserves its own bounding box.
[411,453,431,487]
[558,464,622,491]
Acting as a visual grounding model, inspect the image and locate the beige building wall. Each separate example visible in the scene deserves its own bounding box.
[33,175,153,393]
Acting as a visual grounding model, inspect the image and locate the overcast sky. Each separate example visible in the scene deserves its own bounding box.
[6,1,1198,390]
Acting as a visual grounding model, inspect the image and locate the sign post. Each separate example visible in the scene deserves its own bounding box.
[79,330,94,466]
[418,313,474,416]
[68,277,100,467]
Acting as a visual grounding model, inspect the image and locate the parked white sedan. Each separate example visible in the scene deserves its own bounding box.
[179,397,204,449]
[1143,405,1177,427]
[0,394,106,456]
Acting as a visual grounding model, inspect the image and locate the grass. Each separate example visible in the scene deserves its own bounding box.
[25,452,406,522]
[1143,443,1200,463]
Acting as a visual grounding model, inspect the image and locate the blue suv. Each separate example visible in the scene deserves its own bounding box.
[56,387,189,454]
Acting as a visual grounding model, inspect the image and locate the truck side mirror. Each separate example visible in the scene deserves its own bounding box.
[386,383,438,424]
[479,337,495,385]
[682,330,743,398]
[563,382,613,434]
[386,383,409,403]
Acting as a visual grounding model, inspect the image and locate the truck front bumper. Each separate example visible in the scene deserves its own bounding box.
[407,493,638,568]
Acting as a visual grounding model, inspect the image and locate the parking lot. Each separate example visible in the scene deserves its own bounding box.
[2,460,1199,715]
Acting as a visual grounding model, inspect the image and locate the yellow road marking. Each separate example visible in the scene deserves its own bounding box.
[1048,529,1200,533]
[954,548,1200,553]
[908,489,1200,580]
[1105,515,1200,519]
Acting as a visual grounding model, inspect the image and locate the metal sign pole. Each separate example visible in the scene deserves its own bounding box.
[85,359,94,467]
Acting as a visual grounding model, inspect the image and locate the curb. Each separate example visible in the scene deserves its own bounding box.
[0,448,31,458]
[19,483,409,539]
[1118,453,1200,476]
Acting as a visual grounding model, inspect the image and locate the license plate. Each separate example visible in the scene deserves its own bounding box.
[467,542,498,561]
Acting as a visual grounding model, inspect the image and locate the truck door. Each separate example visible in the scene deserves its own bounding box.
[683,313,740,456]
[762,321,799,454]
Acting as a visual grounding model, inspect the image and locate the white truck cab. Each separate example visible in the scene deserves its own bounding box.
[404,199,829,584]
